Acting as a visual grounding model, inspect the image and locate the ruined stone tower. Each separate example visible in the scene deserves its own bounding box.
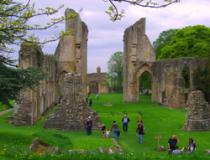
[123,18,155,102]
[13,9,89,125]
[55,9,88,95]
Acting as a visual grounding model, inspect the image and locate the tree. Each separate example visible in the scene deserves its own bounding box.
[153,29,177,59]
[0,0,69,104]
[194,58,210,103]
[0,62,44,105]
[108,52,123,92]
[154,25,210,59]
[0,0,79,65]
[106,0,180,21]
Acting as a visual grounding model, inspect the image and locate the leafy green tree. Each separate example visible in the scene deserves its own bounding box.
[193,58,210,103]
[0,0,66,57]
[154,25,210,59]
[0,0,66,104]
[0,62,44,105]
[153,29,178,59]
[108,52,123,92]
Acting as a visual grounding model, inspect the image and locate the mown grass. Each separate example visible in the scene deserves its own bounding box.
[91,93,210,160]
[0,107,115,159]
[0,93,210,159]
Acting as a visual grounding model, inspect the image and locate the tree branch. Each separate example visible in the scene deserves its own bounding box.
[107,0,180,21]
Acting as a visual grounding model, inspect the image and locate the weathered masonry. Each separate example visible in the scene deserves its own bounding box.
[44,73,100,130]
[55,8,88,95]
[13,9,89,125]
[87,66,109,94]
[123,18,208,108]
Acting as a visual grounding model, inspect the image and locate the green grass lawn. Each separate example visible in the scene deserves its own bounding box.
[0,93,210,159]
[92,93,210,159]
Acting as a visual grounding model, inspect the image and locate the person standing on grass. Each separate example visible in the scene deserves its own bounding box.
[122,113,130,132]
[96,93,99,99]
[88,98,92,107]
[111,121,120,140]
[136,121,144,144]
[85,116,93,135]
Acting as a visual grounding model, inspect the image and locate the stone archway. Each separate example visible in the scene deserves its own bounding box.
[134,63,153,102]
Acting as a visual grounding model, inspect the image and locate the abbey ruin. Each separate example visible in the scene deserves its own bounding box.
[123,18,208,108]
[87,66,109,94]
[12,9,209,130]
[12,9,98,127]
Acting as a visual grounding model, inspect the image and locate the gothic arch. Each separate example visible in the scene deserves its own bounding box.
[134,63,153,101]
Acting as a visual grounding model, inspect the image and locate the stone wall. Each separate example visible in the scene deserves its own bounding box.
[123,18,155,102]
[184,90,210,131]
[13,43,57,125]
[55,9,88,95]
[123,18,209,108]
[87,67,109,94]
[13,8,89,125]
[44,73,100,130]
[152,58,207,108]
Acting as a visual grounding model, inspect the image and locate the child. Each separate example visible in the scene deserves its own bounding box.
[105,128,110,138]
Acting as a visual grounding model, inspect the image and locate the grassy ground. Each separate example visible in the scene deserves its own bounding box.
[91,93,210,159]
[0,109,114,159]
[0,93,210,159]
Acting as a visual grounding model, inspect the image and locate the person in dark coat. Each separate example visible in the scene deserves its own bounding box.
[85,116,93,135]
[136,121,144,144]
[122,114,130,132]
[168,135,178,154]
[111,121,120,140]
[101,124,106,135]
[88,98,92,107]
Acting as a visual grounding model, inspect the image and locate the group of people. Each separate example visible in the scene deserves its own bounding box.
[85,113,145,144]
[85,114,197,155]
[168,135,196,154]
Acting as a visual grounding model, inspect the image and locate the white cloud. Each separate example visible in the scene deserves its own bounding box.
[14,0,210,73]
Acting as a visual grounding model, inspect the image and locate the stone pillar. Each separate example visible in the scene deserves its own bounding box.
[55,8,88,96]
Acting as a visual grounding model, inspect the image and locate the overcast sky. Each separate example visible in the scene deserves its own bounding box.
[16,0,210,73]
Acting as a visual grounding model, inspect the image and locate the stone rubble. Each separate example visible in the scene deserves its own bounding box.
[184,90,210,131]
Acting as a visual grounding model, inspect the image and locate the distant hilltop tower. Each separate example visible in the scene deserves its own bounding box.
[97,66,101,74]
